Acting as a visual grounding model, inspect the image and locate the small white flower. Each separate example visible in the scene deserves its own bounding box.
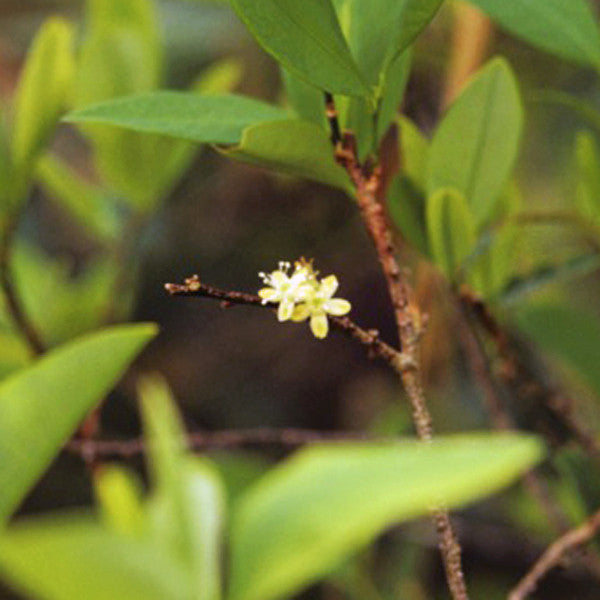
[291,274,351,339]
[258,261,313,321]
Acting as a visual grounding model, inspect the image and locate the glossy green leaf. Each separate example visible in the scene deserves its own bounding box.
[428,58,523,225]
[375,50,412,142]
[230,0,368,97]
[514,303,600,398]
[575,131,600,224]
[468,0,600,68]
[281,68,327,128]
[12,18,75,173]
[66,91,290,145]
[228,433,543,600]
[426,188,477,280]
[36,154,121,242]
[223,119,353,192]
[0,323,157,522]
[142,378,224,600]
[335,0,441,86]
[0,517,192,600]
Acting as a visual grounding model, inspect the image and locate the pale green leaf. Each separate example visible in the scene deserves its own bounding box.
[12,243,125,346]
[141,378,225,600]
[0,517,192,600]
[74,0,162,107]
[428,57,523,225]
[501,254,600,305]
[398,114,429,190]
[575,130,600,224]
[12,18,75,172]
[230,0,368,97]
[193,58,244,95]
[387,176,428,255]
[468,0,600,68]
[65,91,290,145]
[426,188,477,280]
[222,119,353,192]
[228,433,543,600]
[514,303,600,398]
[0,323,157,522]
[36,154,121,242]
[95,466,146,538]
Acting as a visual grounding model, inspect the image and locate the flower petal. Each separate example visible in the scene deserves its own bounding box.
[270,270,289,286]
[291,304,310,322]
[278,297,294,321]
[319,275,338,299]
[324,298,351,316]
[258,288,277,302]
[310,313,329,339]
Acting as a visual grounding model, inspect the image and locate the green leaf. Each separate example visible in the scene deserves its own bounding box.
[398,115,429,190]
[387,176,428,255]
[141,378,224,600]
[514,303,600,398]
[501,253,600,305]
[281,68,327,128]
[11,18,75,174]
[222,119,353,192]
[230,0,368,97]
[0,107,11,211]
[0,517,192,600]
[228,433,543,600]
[193,58,244,95]
[36,154,122,242]
[575,130,600,224]
[0,323,157,522]
[95,466,146,538]
[12,243,124,346]
[428,57,523,225]
[73,0,174,210]
[66,91,290,145]
[74,0,162,108]
[468,0,600,69]
[335,0,441,87]
[426,188,477,280]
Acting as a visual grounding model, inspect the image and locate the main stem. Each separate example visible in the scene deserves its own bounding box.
[355,168,468,600]
[326,97,468,597]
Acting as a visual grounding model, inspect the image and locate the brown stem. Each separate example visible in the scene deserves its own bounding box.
[327,96,468,599]
[165,276,414,375]
[0,218,45,355]
[66,427,378,458]
[509,507,600,600]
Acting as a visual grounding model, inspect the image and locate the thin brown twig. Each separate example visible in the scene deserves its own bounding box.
[326,95,468,599]
[0,218,45,355]
[66,427,379,458]
[166,275,414,374]
[509,507,600,600]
